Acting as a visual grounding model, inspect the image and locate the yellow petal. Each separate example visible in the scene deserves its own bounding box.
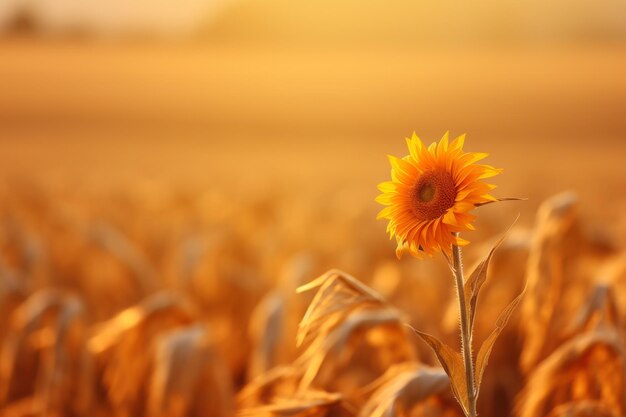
[376,206,394,220]
[437,131,450,157]
[450,134,466,151]
[477,166,503,179]
[377,181,398,193]
[463,152,489,166]
[375,193,396,205]
[395,241,405,259]
[411,132,424,148]
[405,138,419,161]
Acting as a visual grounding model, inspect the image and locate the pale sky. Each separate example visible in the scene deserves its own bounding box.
[0,0,228,36]
[0,0,625,42]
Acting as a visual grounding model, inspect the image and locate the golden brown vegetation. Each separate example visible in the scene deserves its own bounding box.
[0,174,624,417]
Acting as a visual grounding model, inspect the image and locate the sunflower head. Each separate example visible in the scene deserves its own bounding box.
[376,132,502,259]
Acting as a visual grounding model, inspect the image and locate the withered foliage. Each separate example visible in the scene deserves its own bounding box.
[0,182,624,416]
[357,363,455,417]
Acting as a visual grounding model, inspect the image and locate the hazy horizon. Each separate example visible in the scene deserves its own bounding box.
[1,0,626,44]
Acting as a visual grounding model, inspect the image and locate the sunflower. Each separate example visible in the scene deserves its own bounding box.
[376,132,501,259]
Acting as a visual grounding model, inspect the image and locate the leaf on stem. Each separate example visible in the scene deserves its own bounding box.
[357,363,450,417]
[475,197,527,207]
[474,285,525,394]
[463,235,505,337]
[463,215,519,337]
[412,329,469,416]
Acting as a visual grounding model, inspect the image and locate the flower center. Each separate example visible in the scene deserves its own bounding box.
[418,184,436,202]
[410,170,457,220]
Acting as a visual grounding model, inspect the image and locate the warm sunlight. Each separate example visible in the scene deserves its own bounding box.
[0,1,625,417]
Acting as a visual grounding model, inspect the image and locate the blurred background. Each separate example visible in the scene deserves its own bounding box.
[0,0,625,214]
[0,1,625,417]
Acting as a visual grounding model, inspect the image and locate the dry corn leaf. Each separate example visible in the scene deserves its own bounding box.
[358,362,450,417]
[296,269,388,347]
[237,366,302,410]
[0,289,87,416]
[563,284,620,337]
[236,366,303,410]
[88,292,196,415]
[519,281,626,417]
[546,401,619,417]
[296,308,411,393]
[517,327,625,417]
[147,324,234,417]
[88,291,194,355]
[89,222,157,294]
[248,292,285,380]
[237,390,343,417]
[295,270,414,397]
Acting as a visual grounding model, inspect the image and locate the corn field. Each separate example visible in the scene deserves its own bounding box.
[0,170,624,417]
[1,11,626,413]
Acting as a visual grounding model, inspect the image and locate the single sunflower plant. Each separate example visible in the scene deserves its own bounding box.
[376,132,525,417]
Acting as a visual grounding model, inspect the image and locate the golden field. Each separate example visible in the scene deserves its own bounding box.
[0,37,625,417]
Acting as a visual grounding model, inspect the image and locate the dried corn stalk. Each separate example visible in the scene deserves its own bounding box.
[89,222,157,294]
[248,292,286,380]
[0,289,88,416]
[147,324,234,417]
[295,270,415,394]
[517,329,625,417]
[517,282,626,417]
[296,269,390,348]
[88,292,196,416]
[521,192,578,371]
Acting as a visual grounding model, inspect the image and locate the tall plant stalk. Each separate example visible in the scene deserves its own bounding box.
[452,233,477,417]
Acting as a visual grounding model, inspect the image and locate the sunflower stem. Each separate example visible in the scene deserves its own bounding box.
[452,233,477,417]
